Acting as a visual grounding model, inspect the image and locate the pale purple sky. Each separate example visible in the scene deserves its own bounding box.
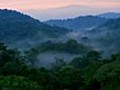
[0,0,120,20]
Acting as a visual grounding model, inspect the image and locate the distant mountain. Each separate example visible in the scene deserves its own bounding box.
[45,16,107,31]
[0,9,69,48]
[28,5,94,21]
[98,12,120,19]
[90,18,120,34]
[87,18,120,55]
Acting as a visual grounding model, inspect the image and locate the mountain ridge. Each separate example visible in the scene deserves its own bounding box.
[0,9,69,48]
[45,15,107,31]
[98,12,120,19]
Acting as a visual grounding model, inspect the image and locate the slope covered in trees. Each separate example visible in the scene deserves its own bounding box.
[45,16,107,31]
[0,9,69,48]
[87,18,120,55]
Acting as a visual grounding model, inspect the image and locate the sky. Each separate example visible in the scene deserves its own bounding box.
[0,0,120,20]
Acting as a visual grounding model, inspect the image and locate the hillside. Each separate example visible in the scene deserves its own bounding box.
[87,18,120,55]
[0,9,69,48]
[98,12,120,19]
[45,16,107,31]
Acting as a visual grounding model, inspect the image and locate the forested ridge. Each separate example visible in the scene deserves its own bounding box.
[0,9,69,48]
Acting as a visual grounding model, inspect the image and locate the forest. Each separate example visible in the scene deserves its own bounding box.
[0,9,120,90]
[0,42,120,90]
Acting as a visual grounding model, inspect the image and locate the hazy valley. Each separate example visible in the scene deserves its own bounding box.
[0,8,120,90]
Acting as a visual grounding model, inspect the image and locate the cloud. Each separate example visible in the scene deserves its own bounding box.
[0,0,120,20]
[0,0,120,10]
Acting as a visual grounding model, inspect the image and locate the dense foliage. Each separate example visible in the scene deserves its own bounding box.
[0,42,120,90]
[27,39,92,54]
